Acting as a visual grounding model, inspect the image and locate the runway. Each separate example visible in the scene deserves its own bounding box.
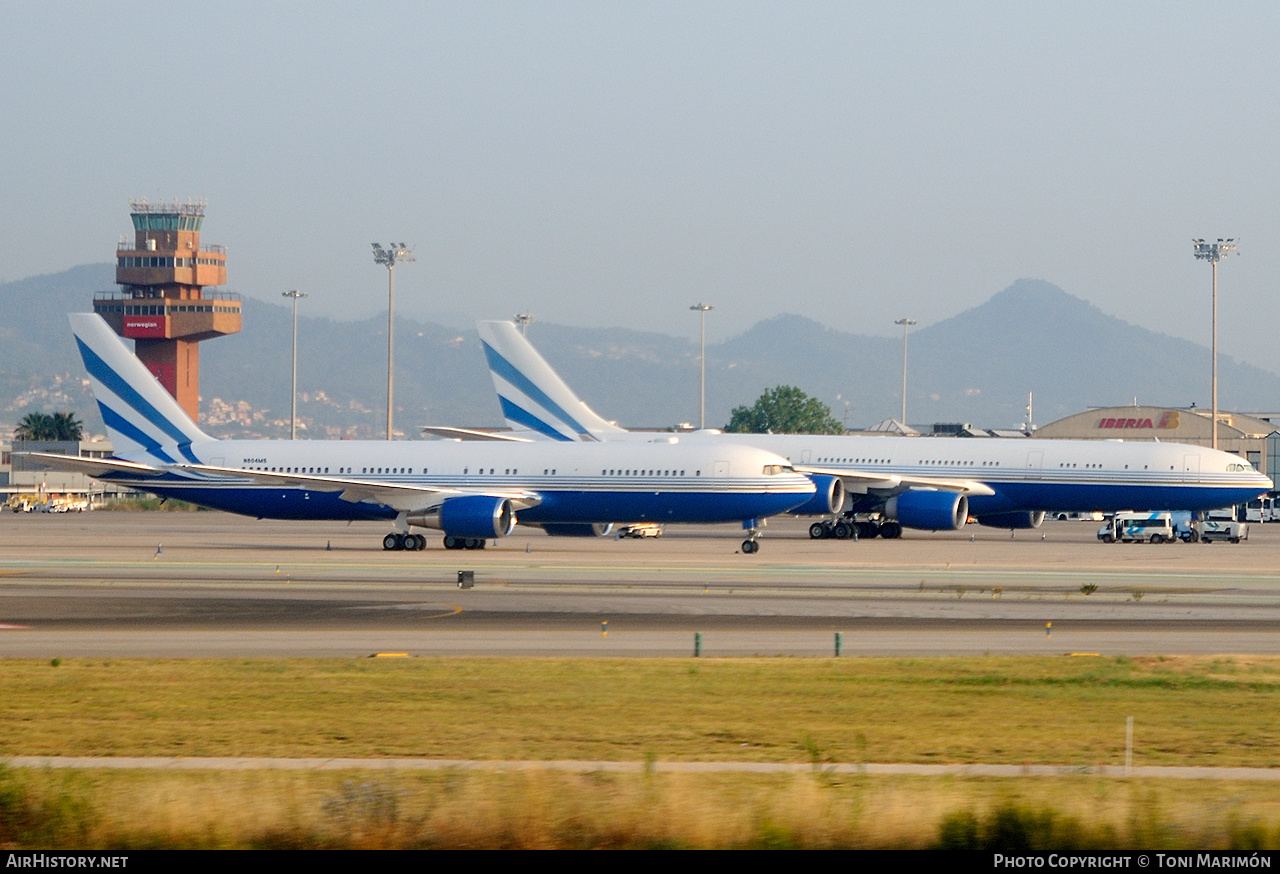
[2,510,1279,657]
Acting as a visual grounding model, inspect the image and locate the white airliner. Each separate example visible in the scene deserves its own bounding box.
[473,319,1273,538]
[26,314,822,554]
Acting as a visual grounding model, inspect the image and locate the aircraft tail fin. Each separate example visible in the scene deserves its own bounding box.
[68,313,213,463]
[476,320,628,442]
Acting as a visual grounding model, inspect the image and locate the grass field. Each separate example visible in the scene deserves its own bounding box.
[2,654,1279,848]
[3,655,1279,765]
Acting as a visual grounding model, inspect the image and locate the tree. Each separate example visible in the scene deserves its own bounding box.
[724,386,844,435]
[14,411,84,442]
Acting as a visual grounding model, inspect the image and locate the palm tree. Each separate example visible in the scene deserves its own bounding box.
[13,411,83,442]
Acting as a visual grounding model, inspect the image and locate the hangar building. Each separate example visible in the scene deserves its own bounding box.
[1034,406,1280,483]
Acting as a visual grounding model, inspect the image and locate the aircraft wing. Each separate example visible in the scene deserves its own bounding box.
[419,426,533,442]
[16,452,169,480]
[793,465,997,497]
[175,463,544,512]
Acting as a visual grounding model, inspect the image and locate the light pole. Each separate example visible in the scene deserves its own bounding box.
[690,303,713,429]
[282,290,307,440]
[372,242,414,440]
[514,313,534,336]
[1193,238,1238,450]
[895,318,917,426]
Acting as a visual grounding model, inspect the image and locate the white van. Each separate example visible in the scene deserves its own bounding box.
[1098,512,1176,544]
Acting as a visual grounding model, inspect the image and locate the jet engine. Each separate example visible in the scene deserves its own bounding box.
[885,490,968,531]
[541,523,615,537]
[408,495,517,539]
[790,475,846,516]
[975,510,1045,529]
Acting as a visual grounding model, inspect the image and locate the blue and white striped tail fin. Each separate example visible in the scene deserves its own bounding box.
[69,313,213,464]
[476,320,628,442]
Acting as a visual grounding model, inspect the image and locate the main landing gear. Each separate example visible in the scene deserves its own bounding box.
[382,532,427,551]
[381,532,488,551]
[809,518,902,540]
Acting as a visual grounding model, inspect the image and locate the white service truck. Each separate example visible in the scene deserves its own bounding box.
[1194,505,1249,544]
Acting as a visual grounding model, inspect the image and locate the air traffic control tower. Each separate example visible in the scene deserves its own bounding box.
[93,199,241,421]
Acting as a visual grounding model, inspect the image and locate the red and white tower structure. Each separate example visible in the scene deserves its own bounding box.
[94,199,242,421]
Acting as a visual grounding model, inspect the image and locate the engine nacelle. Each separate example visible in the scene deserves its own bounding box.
[885,490,968,531]
[540,523,615,537]
[408,496,516,539]
[976,510,1045,529]
[789,475,847,516]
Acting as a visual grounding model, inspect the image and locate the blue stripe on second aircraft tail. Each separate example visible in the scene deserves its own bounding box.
[481,341,591,437]
[498,396,575,441]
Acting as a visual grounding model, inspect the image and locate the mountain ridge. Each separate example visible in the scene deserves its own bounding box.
[1,267,1275,437]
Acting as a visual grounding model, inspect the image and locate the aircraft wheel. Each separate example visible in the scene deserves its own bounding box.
[809,522,828,539]
[857,522,879,539]
[409,534,425,551]
[443,535,459,550]
[833,522,851,540]
[741,539,759,554]
[880,521,902,539]
[383,533,402,551]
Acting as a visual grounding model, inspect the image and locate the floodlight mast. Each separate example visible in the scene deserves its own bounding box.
[281,290,307,440]
[690,303,713,429]
[372,242,414,440]
[1192,238,1238,450]
[514,313,534,336]
[894,318,917,426]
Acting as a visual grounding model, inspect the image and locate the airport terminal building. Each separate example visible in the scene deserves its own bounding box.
[1034,406,1280,482]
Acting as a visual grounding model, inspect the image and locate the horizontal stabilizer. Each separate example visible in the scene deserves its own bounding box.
[420,426,533,442]
[16,452,167,480]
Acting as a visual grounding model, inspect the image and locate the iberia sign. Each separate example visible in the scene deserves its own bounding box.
[1096,412,1179,430]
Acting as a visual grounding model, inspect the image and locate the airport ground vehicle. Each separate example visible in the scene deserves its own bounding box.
[26,315,818,555]
[1196,505,1249,543]
[1097,512,1176,543]
[617,523,663,538]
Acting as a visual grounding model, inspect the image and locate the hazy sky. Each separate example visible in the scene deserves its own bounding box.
[3,2,1278,366]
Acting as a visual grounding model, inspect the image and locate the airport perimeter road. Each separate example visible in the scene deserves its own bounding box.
[2,511,1279,657]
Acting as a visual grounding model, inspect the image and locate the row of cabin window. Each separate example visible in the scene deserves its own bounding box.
[600,470,693,476]
[248,466,555,475]
[916,460,999,466]
[245,466,713,477]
